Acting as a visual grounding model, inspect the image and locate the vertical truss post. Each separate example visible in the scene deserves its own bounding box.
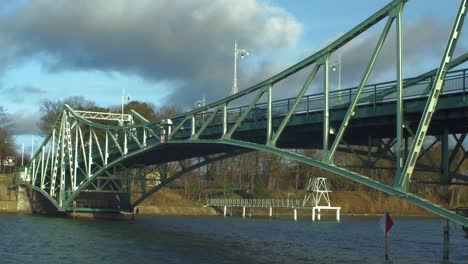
[267,84,272,142]
[105,132,108,166]
[223,104,228,136]
[397,0,467,190]
[269,64,320,147]
[59,116,65,207]
[40,146,45,188]
[394,2,404,177]
[441,128,450,184]
[74,124,78,190]
[124,130,128,155]
[51,128,56,186]
[327,16,394,163]
[191,115,196,136]
[88,128,93,178]
[323,54,330,161]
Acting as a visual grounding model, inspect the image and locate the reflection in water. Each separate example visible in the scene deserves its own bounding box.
[0,214,467,263]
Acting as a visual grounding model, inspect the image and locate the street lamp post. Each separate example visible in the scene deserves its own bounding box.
[120,88,131,125]
[232,40,249,95]
[331,55,342,103]
[195,96,206,120]
[195,96,206,108]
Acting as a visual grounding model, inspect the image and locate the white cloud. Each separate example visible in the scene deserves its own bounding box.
[0,0,302,106]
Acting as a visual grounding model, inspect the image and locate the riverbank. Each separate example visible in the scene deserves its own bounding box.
[1,172,466,217]
[133,188,466,217]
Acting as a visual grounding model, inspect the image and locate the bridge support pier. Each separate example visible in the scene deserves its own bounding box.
[242,207,246,218]
[223,206,227,217]
[293,208,297,221]
[269,207,272,217]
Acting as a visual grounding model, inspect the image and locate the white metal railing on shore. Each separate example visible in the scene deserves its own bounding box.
[206,198,313,208]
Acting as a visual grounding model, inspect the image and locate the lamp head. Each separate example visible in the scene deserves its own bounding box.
[332,65,336,71]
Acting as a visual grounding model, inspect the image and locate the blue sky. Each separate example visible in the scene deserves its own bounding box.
[0,0,465,153]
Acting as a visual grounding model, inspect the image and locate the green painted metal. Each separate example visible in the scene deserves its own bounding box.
[23,0,468,228]
[132,149,250,208]
[442,128,450,184]
[160,0,406,123]
[268,63,320,147]
[323,54,330,161]
[129,109,150,123]
[267,85,272,141]
[192,105,222,140]
[327,16,395,163]
[394,2,404,177]
[168,139,468,227]
[397,0,467,190]
[223,89,265,139]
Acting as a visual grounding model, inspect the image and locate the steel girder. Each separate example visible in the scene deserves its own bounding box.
[25,0,468,226]
[26,104,165,211]
[169,139,468,227]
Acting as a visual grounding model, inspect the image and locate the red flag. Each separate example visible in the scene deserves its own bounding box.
[379,212,394,233]
[385,212,394,233]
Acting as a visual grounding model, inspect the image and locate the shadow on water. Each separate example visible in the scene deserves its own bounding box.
[0,214,467,264]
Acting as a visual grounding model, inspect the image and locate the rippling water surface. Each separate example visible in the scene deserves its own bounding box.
[0,214,466,263]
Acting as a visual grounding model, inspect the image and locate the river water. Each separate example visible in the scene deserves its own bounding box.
[0,214,466,263]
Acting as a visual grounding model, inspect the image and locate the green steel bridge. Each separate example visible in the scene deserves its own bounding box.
[24,0,468,227]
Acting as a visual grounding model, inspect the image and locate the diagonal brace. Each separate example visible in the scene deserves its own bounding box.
[327,16,395,163]
[268,63,320,147]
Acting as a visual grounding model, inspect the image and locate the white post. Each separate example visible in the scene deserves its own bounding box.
[121,88,125,125]
[232,40,238,95]
[224,206,227,217]
[294,209,297,221]
[31,135,34,157]
[231,40,249,95]
[318,208,321,221]
[21,143,24,166]
[312,208,315,222]
[337,208,341,222]
[269,207,272,217]
[338,55,342,103]
[242,207,246,218]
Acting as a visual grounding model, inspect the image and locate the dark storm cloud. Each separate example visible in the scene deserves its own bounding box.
[0,0,301,106]
[241,15,466,103]
[1,85,46,103]
[8,110,41,135]
[0,0,464,111]
[335,15,464,87]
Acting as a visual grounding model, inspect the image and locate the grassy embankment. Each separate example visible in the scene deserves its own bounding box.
[134,187,468,217]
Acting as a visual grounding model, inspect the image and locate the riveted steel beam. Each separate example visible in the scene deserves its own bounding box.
[397,0,467,190]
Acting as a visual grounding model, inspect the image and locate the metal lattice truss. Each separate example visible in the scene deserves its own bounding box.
[26,105,163,209]
[303,177,332,207]
[74,110,133,126]
[26,0,468,226]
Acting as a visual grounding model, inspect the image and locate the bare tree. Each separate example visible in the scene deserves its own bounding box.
[39,96,98,135]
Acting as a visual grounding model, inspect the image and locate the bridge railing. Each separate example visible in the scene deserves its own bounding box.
[206,198,310,208]
[171,68,468,139]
